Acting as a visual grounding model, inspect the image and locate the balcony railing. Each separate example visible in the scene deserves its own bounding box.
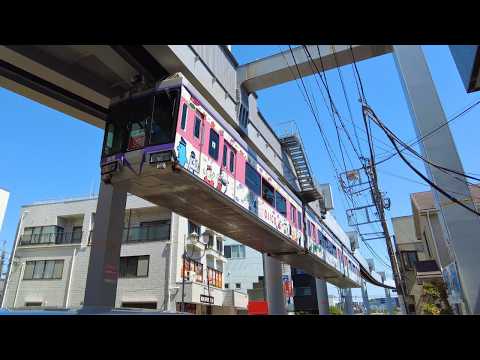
[122,224,170,243]
[19,231,83,246]
[207,267,223,288]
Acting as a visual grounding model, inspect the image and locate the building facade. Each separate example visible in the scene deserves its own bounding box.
[2,195,247,314]
[392,185,480,314]
[223,237,294,314]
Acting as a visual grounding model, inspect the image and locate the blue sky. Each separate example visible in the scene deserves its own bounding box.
[1,45,479,299]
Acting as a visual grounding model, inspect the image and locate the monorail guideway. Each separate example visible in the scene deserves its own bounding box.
[98,73,383,291]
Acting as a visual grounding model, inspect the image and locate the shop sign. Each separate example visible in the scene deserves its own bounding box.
[200,295,214,304]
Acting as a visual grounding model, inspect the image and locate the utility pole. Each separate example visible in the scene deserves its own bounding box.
[0,240,5,278]
[363,156,406,308]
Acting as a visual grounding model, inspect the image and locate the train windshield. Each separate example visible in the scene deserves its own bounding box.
[102,88,180,158]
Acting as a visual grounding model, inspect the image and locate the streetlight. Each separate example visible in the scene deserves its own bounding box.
[181,230,206,313]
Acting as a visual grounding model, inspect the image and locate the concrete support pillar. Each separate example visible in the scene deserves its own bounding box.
[83,182,127,309]
[315,278,329,315]
[263,254,286,315]
[393,45,480,314]
[361,280,370,315]
[385,288,394,314]
[344,288,354,315]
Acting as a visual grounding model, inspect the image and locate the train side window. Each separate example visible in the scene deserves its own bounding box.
[103,101,129,157]
[290,205,295,224]
[180,103,188,130]
[245,163,261,196]
[261,178,275,207]
[307,221,311,236]
[298,211,302,229]
[229,150,235,174]
[275,192,287,217]
[193,115,201,139]
[222,144,228,167]
[208,129,219,160]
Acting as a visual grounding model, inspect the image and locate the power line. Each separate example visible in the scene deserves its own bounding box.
[283,45,393,271]
[366,106,480,217]
[375,96,480,166]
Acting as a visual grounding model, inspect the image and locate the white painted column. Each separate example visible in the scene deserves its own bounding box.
[361,280,371,314]
[393,45,480,314]
[344,288,354,315]
[316,278,329,315]
[263,254,286,315]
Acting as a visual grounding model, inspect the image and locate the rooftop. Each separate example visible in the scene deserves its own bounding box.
[411,184,480,212]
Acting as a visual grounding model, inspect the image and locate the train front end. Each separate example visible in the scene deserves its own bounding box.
[100,76,182,184]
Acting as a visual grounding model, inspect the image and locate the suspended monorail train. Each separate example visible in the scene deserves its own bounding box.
[100,73,362,288]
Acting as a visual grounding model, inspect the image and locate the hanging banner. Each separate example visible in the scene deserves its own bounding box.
[442,262,463,305]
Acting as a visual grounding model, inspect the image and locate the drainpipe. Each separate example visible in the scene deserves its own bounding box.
[165,215,175,311]
[65,247,78,308]
[165,240,174,311]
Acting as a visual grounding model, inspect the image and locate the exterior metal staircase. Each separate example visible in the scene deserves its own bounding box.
[277,122,323,203]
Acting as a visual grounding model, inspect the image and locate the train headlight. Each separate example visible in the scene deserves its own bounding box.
[149,151,172,164]
[101,161,118,175]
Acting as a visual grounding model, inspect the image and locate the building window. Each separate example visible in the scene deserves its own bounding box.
[224,245,231,258]
[180,103,188,130]
[245,163,261,196]
[23,260,64,280]
[119,256,149,278]
[208,129,219,160]
[225,283,229,289]
[121,302,157,309]
[275,192,287,217]
[224,245,245,259]
[239,103,249,128]
[72,226,83,242]
[229,150,235,174]
[216,238,223,254]
[235,283,241,289]
[207,234,214,249]
[261,178,275,207]
[188,220,201,236]
[402,251,418,271]
[25,302,42,307]
[193,116,201,138]
[295,286,312,297]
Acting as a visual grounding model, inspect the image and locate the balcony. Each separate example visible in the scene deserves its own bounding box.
[182,256,204,283]
[207,267,223,288]
[19,231,83,246]
[122,224,170,244]
[414,260,443,284]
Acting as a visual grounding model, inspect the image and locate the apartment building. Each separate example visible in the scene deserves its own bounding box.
[2,195,247,314]
[391,185,480,314]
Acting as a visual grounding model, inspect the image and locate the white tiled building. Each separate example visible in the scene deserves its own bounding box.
[2,195,247,314]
